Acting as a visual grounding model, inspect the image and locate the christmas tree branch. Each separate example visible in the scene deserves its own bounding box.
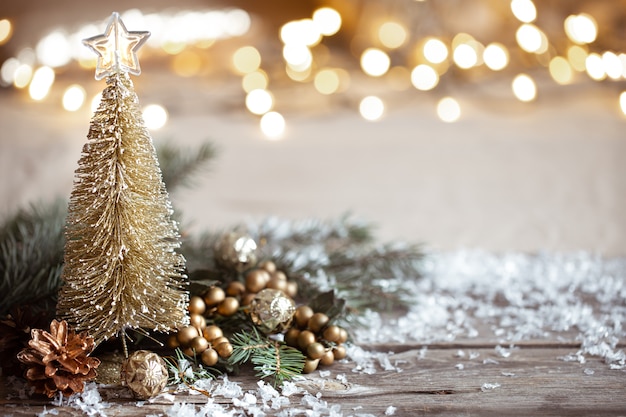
[158,141,218,192]
[230,328,305,385]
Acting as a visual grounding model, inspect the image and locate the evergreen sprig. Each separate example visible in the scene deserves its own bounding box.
[164,348,219,397]
[158,141,218,191]
[230,328,305,385]
[0,201,66,315]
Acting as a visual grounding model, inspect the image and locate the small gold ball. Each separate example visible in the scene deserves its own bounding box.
[323,325,341,343]
[303,358,319,374]
[212,336,229,347]
[226,281,246,297]
[241,293,256,306]
[188,296,206,315]
[203,287,226,307]
[189,313,206,330]
[203,325,223,342]
[182,346,195,357]
[245,269,270,293]
[266,276,287,292]
[308,313,329,333]
[297,330,316,350]
[259,260,277,273]
[320,350,335,366]
[190,336,209,353]
[338,328,349,344]
[333,345,347,360]
[284,328,300,347]
[201,348,219,366]
[294,306,314,329]
[166,334,180,349]
[307,342,326,360]
[216,342,233,358]
[217,297,240,316]
[177,326,200,346]
[285,281,298,298]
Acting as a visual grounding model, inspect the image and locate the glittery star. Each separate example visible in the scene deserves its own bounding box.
[83,12,150,80]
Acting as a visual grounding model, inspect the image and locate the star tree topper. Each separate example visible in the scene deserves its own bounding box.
[83,12,150,80]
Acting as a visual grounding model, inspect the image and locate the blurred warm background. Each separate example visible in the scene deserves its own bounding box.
[0,0,624,255]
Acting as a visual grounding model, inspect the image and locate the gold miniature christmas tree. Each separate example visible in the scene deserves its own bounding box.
[57,13,188,348]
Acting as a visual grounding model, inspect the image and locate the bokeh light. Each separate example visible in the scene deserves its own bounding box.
[0,19,12,45]
[0,57,20,85]
[585,53,605,80]
[91,93,102,113]
[142,104,168,130]
[313,7,342,36]
[516,24,547,54]
[483,43,508,71]
[28,66,55,100]
[242,70,269,93]
[512,74,537,102]
[281,19,321,46]
[359,96,385,121]
[283,44,313,70]
[410,64,439,91]
[567,45,588,72]
[171,50,203,77]
[36,31,72,68]
[549,57,574,85]
[437,97,461,122]
[13,64,33,89]
[510,0,537,23]
[453,44,478,69]
[564,13,598,45]
[423,38,448,64]
[620,91,626,116]
[62,85,86,111]
[232,46,261,74]
[378,22,408,49]
[602,51,622,80]
[260,111,286,139]
[245,89,274,115]
[314,68,341,95]
[361,48,391,77]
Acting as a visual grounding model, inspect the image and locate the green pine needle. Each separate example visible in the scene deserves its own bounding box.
[230,328,305,385]
[158,141,218,192]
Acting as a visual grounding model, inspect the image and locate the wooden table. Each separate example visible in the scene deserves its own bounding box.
[2,337,625,416]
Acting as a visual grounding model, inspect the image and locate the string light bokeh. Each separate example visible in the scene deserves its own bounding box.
[0,1,624,140]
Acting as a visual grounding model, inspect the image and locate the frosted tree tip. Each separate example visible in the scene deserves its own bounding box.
[83,12,150,80]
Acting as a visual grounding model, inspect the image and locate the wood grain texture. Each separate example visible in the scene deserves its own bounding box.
[2,342,625,416]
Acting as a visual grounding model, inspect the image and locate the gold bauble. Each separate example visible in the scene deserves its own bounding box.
[201,348,219,366]
[306,342,325,360]
[245,269,270,293]
[190,336,209,353]
[303,358,319,374]
[203,325,223,342]
[215,342,233,358]
[177,326,200,346]
[333,345,347,360]
[320,350,335,366]
[294,305,314,329]
[249,289,296,333]
[188,296,206,315]
[189,313,206,330]
[297,330,316,350]
[214,232,258,271]
[308,313,329,333]
[217,297,240,316]
[121,350,168,400]
[203,287,226,307]
[323,325,341,343]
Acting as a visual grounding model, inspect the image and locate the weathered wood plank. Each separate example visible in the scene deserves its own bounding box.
[2,344,624,416]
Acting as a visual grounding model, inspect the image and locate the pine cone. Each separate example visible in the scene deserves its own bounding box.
[17,319,100,398]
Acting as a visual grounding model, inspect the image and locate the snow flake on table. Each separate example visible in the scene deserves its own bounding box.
[352,250,626,369]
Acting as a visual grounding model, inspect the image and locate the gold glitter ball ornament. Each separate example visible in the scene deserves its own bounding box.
[214,232,258,271]
[250,289,296,333]
[121,350,168,399]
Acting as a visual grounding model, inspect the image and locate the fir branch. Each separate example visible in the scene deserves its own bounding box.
[230,328,305,385]
[158,141,218,192]
[164,348,219,396]
[0,201,66,315]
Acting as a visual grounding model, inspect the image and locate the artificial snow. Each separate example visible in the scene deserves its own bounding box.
[385,405,397,415]
[480,382,501,392]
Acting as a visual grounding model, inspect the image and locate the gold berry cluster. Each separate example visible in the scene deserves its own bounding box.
[166,287,236,367]
[239,261,298,306]
[284,306,348,373]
